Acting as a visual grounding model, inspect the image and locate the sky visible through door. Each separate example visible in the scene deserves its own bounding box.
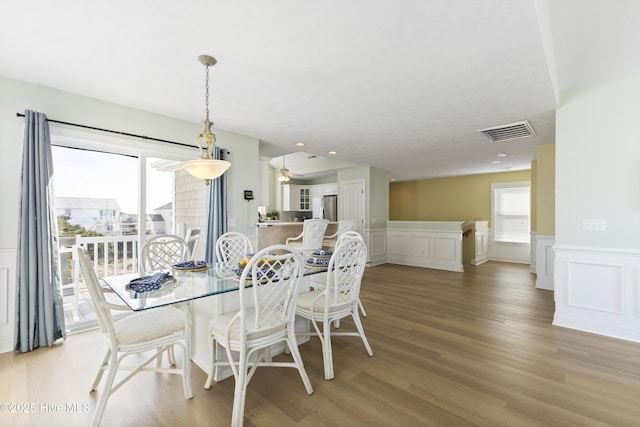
[52,146,172,216]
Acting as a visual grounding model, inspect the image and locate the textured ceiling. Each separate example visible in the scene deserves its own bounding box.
[1,1,639,181]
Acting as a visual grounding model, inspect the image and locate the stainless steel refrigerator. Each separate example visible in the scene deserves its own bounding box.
[321,195,337,221]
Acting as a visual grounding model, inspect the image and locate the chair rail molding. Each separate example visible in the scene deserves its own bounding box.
[0,249,17,354]
[554,245,640,343]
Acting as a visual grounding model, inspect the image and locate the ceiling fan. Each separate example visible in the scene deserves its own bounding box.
[277,155,303,183]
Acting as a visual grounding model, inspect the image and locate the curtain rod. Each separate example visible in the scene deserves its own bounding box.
[16,112,194,149]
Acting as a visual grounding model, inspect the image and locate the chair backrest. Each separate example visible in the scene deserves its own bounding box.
[216,232,253,266]
[238,245,304,334]
[184,228,201,256]
[336,230,362,245]
[326,233,367,307]
[140,234,191,273]
[302,219,329,249]
[337,220,360,236]
[76,246,116,340]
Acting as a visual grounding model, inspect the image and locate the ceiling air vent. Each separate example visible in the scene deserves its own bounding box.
[478,121,535,142]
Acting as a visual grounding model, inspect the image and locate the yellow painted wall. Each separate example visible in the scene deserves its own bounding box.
[389,170,531,223]
[536,144,556,235]
[531,161,538,233]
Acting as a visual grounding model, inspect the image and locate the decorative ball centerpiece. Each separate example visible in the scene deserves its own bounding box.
[234,253,277,282]
[305,249,332,271]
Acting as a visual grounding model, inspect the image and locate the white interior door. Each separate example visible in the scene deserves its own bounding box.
[341,180,365,235]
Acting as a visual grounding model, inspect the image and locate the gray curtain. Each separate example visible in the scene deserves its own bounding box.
[15,110,66,352]
[204,147,229,264]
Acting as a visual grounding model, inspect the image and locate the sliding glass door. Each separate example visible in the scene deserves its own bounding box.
[52,146,177,331]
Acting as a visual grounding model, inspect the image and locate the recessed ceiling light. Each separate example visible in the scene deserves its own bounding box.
[491,160,501,165]
[295,142,305,147]
[497,152,507,157]
[328,150,337,155]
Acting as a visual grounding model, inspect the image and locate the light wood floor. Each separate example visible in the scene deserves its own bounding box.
[3,262,640,426]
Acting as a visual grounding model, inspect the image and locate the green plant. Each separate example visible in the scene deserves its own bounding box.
[266,210,279,219]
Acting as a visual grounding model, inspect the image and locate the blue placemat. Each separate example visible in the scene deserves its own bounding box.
[128,272,174,292]
[172,260,207,270]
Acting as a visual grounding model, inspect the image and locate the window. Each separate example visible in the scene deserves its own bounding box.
[51,145,177,330]
[492,182,530,244]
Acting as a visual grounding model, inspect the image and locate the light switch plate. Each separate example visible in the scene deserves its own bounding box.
[583,219,606,231]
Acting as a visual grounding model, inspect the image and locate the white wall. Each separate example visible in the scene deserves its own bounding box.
[556,74,640,248]
[0,75,259,352]
[554,73,640,342]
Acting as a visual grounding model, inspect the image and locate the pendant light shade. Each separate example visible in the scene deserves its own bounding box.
[182,158,231,182]
[278,155,291,184]
[182,54,231,185]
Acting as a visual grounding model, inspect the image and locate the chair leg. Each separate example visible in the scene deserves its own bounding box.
[231,349,249,427]
[178,342,193,399]
[358,298,367,317]
[90,352,119,427]
[168,345,177,366]
[322,320,335,380]
[90,348,111,392]
[204,336,216,389]
[287,331,314,395]
[352,312,373,356]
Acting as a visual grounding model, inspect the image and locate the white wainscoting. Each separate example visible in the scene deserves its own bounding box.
[386,228,463,272]
[0,250,16,354]
[554,245,640,343]
[366,228,387,266]
[535,235,555,290]
[472,229,489,265]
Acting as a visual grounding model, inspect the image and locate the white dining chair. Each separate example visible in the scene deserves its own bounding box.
[77,247,192,427]
[323,219,360,248]
[295,233,373,380]
[310,231,368,317]
[204,245,313,427]
[285,219,329,257]
[140,234,191,273]
[215,231,253,276]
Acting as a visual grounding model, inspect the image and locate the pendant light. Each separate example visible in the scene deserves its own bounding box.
[181,55,231,185]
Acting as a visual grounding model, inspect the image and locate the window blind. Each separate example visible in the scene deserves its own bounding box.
[494,185,530,244]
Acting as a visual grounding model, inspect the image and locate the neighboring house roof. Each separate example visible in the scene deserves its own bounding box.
[120,212,138,222]
[153,202,172,211]
[149,214,164,222]
[57,197,121,210]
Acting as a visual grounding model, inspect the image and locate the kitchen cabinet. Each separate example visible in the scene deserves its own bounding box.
[282,184,311,211]
[323,183,338,195]
[310,183,338,198]
[298,186,310,210]
[282,184,298,211]
[310,185,323,199]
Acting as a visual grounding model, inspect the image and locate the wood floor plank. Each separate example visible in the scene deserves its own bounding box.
[3,261,640,426]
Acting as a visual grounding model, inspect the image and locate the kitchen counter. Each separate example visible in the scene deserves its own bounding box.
[256,221,338,250]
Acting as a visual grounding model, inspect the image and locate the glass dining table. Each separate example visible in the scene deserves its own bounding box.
[101,263,326,311]
[102,262,326,380]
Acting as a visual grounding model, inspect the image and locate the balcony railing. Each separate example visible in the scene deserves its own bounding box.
[60,229,200,324]
[61,234,140,322]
